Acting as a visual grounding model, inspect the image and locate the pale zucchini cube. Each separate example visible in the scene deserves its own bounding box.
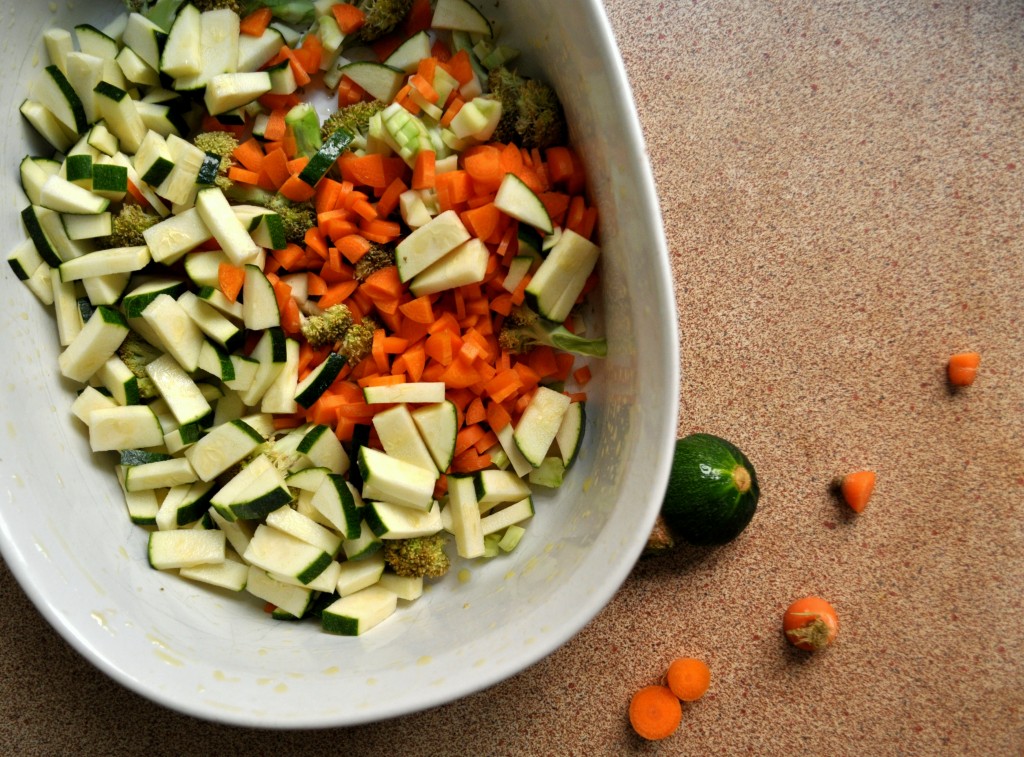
[243,524,333,585]
[245,567,312,619]
[148,529,226,570]
[320,585,397,636]
[447,474,484,558]
[58,305,128,383]
[372,404,438,473]
[513,386,571,468]
[480,496,535,536]
[358,447,437,512]
[336,551,385,597]
[184,419,263,481]
[377,573,423,601]
[88,405,164,452]
[179,556,248,591]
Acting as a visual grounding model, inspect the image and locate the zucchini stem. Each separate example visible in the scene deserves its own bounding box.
[731,465,752,494]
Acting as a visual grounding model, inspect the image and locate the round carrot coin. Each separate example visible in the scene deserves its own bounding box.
[666,657,711,702]
[628,685,682,740]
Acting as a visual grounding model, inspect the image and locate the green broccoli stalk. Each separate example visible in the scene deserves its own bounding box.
[487,66,568,149]
[284,103,322,160]
[103,204,160,248]
[353,0,414,42]
[320,100,387,143]
[353,243,395,281]
[301,304,354,348]
[238,0,316,25]
[382,534,450,578]
[497,305,607,358]
[116,331,162,399]
[224,185,316,244]
[192,130,239,191]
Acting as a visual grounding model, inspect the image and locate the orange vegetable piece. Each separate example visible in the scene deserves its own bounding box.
[332,3,367,34]
[278,174,316,203]
[665,658,710,702]
[403,0,432,35]
[839,470,876,513]
[239,7,273,36]
[218,263,245,303]
[948,351,981,386]
[412,149,436,190]
[783,596,839,651]
[628,685,682,741]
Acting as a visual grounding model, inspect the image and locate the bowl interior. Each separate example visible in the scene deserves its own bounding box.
[0,0,678,727]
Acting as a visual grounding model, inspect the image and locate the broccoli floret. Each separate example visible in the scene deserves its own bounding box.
[193,131,239,191]
[354,0,414,42]
[487,66,568,150]
[116,331,162,399]
[354,244,395,281]
[338,318,377,365]
[103,204,160,248]
[498,305,607,358]
[193,0,241,12]
[301,304,354,348]
[225,185,316,244]
[516,78,567,149]
[486,67,523,145]
[382,534,450,578]
[266,195,316,244]
[320,100,387,142]
[285,103,322,160]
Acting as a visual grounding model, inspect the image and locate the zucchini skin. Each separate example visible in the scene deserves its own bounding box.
[662,434,760,546]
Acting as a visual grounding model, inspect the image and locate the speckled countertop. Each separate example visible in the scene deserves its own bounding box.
[1,1,1022,754]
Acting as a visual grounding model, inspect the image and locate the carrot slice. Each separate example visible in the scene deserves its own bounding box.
[403,0,433,34]
[948,351,981,386]
[264,110,288,144]
[839,470,876,513]
[361,265,404,300]
[409,74,439,104]
[440,97,465,128]
[450,448,491,473]
[227,166,259,185]
[239,7,273,36]
[317,279,358,310]
[279,174,316,202]
[332,3,367,34]
[218,263,245,303]
[376,176,408,219]
[465,397,486,425]
[412,149,436,190]
[462,202,501,241]
[339,153,389,188]
[444,50,474,85]
[337,234,372,264]
[398,296,435,324]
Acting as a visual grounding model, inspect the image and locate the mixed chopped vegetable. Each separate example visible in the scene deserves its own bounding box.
[9,0,605,636]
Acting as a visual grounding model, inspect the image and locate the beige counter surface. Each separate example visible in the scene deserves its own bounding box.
[1,1,1021,754]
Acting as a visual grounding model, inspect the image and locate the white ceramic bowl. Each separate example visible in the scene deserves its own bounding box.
[0,0,678,728]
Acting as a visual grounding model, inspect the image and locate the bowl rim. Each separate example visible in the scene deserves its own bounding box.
[0,0,680,728]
